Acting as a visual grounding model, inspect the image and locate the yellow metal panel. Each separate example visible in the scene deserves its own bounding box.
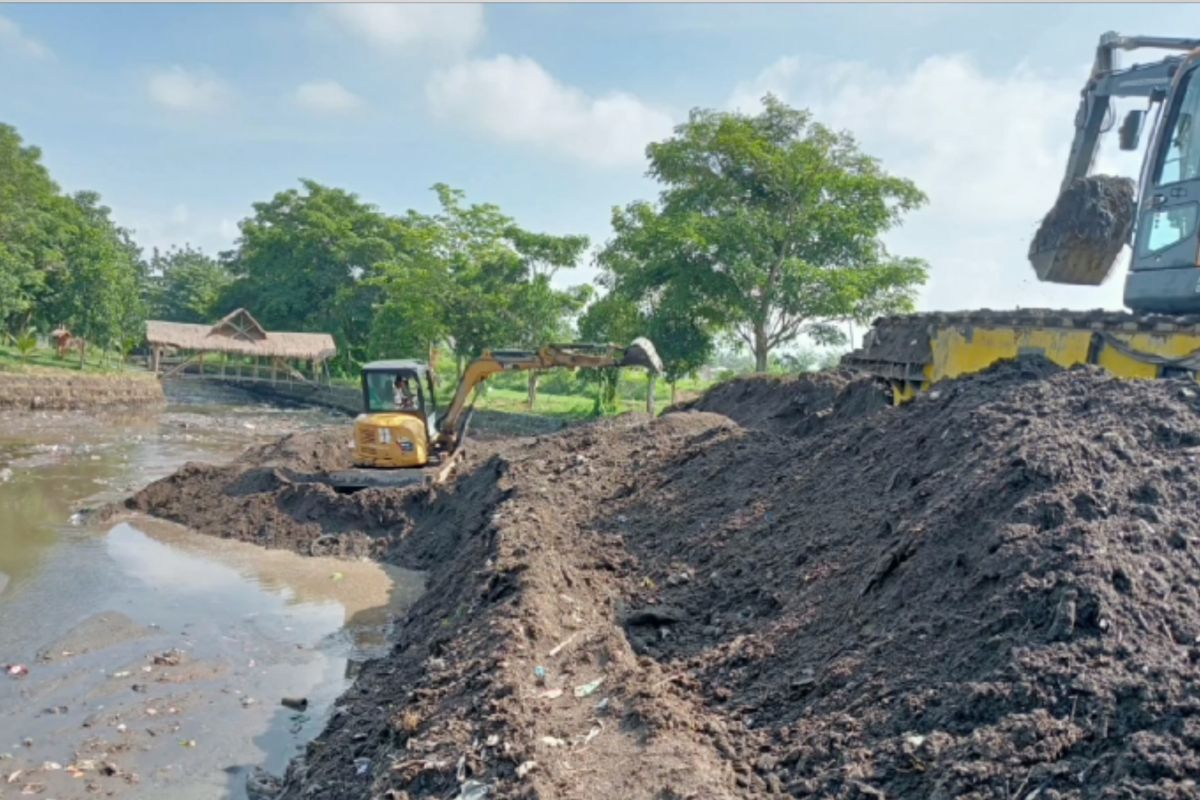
[1095,331,1200,380]
[353,413,430,468]
[928,326,1095,383]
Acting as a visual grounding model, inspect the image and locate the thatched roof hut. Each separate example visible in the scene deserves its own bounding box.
[146,309,336,361]
[145,309,336,385]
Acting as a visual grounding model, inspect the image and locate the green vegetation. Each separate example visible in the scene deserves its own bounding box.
[1,94,925,415]
[594,95,929,373]
[0,342,141,374]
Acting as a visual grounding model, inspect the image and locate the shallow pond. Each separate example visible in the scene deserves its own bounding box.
[0,388,423,798]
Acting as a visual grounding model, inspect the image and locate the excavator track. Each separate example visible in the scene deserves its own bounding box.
[842,308,1200,400]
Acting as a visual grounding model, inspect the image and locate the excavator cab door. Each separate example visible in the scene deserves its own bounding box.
[1127,62,1200,311]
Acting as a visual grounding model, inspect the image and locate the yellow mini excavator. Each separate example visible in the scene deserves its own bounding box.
[314,338,662,491]
[844,32,1200,401]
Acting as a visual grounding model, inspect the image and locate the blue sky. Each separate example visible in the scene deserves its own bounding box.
[3,3,1200,318]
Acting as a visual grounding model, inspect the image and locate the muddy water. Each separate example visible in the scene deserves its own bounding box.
[0,388,424,799]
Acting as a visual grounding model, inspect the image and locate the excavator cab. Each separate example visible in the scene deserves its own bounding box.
[354,361,439,468]
[1126,56,1200,311]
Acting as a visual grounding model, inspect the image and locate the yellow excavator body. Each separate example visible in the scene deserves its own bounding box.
[844,311,1200,404]
[353,413,430,468]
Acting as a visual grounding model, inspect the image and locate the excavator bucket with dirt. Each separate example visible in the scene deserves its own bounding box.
[1028,176,1136,286]
[619,337,664,374]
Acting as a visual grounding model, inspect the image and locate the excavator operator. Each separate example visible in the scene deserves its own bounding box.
[393,376,416,410]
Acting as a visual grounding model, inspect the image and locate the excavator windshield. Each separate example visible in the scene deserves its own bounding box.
[1153,68,1200,186]
[1138,64,1200,259]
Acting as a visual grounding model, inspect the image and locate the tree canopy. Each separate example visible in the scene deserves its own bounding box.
[0,124,146,354]
[595,95,929,372]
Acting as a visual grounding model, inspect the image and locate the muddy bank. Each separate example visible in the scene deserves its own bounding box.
[125,359,1200,799]
[0,371,163,411]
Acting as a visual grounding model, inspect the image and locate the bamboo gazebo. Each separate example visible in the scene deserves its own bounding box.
[145,308,336,386]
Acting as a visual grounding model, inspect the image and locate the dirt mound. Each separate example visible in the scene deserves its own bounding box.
[679,369,891,437]
[125,360,1200,799]
[1029,175,1135,285]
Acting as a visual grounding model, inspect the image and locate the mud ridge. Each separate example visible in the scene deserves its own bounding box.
[126,358,1200,799]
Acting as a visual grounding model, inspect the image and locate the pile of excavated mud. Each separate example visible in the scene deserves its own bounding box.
[1029,175,1135,285]
[119,359,1200,799]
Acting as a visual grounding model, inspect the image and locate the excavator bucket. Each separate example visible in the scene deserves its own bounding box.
[620,337,664,374]
[1028,175,1136,285]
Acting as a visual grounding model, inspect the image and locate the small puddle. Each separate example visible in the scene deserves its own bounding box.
[0,398,422,798]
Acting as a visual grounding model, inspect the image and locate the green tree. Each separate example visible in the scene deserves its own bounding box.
[220,180,404,368]
[602,95,928,372]
[146,245,232,323]
[0,124,66,329]
[40,191,146,363]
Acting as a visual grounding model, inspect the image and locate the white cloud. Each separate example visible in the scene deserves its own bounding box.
[0,15,51,59]
[146,66,232,113]
[427,55,674,168]
[729,54,1146,313]
[292,79,364,114]
[322,4,484,55]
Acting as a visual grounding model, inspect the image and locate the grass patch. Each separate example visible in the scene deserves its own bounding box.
[0,344,146,375]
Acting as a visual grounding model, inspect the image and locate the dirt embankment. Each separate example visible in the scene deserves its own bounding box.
[0,371,164,411]
[122,360,1200,799]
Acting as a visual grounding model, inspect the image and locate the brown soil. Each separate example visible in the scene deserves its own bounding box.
[120,359,1200,799]
[1029,175,1136,285]
[0,372,163,411]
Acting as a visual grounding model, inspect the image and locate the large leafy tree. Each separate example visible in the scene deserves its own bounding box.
[39,191,146,361]
[0,124,69,329]
[601,95,929,372]
[145,245,232,323]
[220,180,405,367]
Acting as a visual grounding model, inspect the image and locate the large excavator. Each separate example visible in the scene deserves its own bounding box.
[844,32,1200,400]
[309,339,662,491]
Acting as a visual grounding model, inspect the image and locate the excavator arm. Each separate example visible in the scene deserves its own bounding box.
[1060,32,1197,192]
[1032,32,1200,288]
[434,338,663,452]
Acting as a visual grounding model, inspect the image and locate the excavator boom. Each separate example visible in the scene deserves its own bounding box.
[436,338,662,450]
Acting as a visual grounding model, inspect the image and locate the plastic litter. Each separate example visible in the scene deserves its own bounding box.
[533,665,546,685]
[516,761,537,779]
[573,677,604,698]
[538,688,563,700]
[454,779,491,800]
[5,665,28,679]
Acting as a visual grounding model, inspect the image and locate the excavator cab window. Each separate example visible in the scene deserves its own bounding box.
[1153,68,1200,187]
[363,369,426,414]
[1136,65,1200,261]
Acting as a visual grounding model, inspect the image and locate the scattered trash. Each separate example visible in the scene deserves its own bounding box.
[573,677,604,698]
[330,572,344,582]
[905,734,926,748]
[516,760,537,779]
[145,708,158,716]
[594,697,610,711]
[41,762,61,771]
[180,739,197,748]
[241,697,257,708]
[533,665,547,684]
[111,670,131,679]
[6,770,22,784]
[5,665,28,679]
[68,512,83,526]
[484,734,500,747]
[281,697,308,711]
[152,649,183,667]
[141,666,152,673]
[548,633,578,657]
[583,725,602,745]
[116,724,127,733]
[540,736,567,748]
[454,779,492,800]
[354,758,371,776]
[538,687,563,700]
